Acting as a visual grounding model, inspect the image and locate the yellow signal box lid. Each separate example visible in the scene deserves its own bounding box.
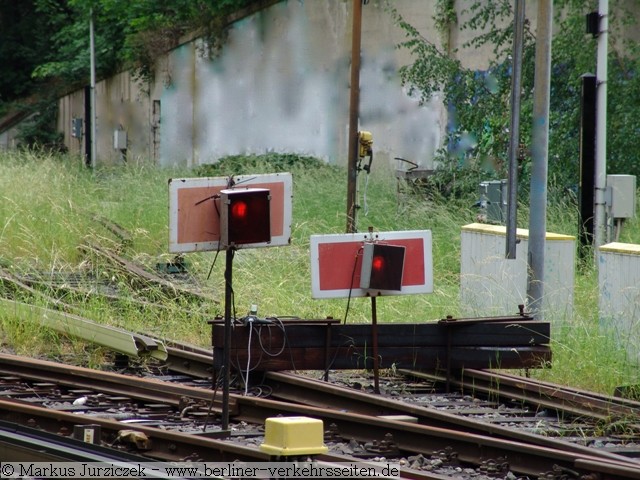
[259,416,329,456]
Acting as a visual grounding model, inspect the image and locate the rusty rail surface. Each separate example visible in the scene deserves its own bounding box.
[1,392,638,480]
[0,420,175,470]
[260,371,640,459]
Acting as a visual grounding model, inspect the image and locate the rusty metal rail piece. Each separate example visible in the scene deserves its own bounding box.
[0,299,168,361]
[79,244,217,303]
[163,338,640,420]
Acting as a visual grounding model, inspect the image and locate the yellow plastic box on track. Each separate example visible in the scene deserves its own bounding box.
[259,416,328,456]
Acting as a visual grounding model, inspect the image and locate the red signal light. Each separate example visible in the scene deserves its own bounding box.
[231,200,249,219]
[220,188,271,247]
[360,243,405,292]
[371,255,385,272]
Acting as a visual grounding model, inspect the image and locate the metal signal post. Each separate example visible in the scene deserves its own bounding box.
[221,247,234,431]
[219,187,272,432]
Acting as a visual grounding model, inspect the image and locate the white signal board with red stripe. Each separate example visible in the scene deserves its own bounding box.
[168,173,292,253]
[310,230,433,299]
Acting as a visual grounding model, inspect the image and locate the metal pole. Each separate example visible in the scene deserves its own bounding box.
[370,296,379,394]
[221,247,234,432]
[89,8,97,169]
[346,0,363,233]
[578,74,597,258]
[527,0,553,319]
[505,0,525,259]
[594,0,608,250]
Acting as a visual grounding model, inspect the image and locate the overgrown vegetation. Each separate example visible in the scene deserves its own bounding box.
[193,153,334,177]
[1,0,640,393]
[0,151,639,394]
[391,0,640,198]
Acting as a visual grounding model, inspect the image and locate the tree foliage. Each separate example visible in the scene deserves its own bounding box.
[31,0,262,85]
[1,0,261,102]
[391,0,640,197]
[0,1,55,107]
[0,0,261,147]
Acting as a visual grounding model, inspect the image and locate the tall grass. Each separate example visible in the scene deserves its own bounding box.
[0,150,638,393]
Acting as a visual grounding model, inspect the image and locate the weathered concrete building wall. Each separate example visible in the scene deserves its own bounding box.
[154,0,446,169]
[58,71,153,164]
[40,0,640,168]
[58,0,449,168]
[57,88,85,157]
[0,123,22,150]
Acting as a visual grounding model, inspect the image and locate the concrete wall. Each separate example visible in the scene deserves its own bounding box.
[57,0,452,167]
[157,0,446,168]
[54,0,559,168]
[37,0,640,167]
[57,88,85,157]
[58,71,153,164]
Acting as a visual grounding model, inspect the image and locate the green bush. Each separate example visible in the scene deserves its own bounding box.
[193,153,335,177]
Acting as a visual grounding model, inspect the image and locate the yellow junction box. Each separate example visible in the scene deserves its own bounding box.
[260,416,329,456]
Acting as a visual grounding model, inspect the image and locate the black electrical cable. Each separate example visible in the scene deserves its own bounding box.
[205,194,222,281]
[343,246,363,324]
[206,246,221,281]
[262,316,298,373]
[323,335,357,378]
[202,366,224,432]
[257,321,287,357]
[227,316,300,391]
[280,318,298,373]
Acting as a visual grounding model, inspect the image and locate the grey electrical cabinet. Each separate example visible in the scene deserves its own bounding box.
[71,118,83,139]
[478,179,508,224]
[606,174,636,219]
[113,130,128,150]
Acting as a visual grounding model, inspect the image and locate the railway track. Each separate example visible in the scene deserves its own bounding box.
[0,353,639,479]
[161,337,640,458]
[260,370,640,457]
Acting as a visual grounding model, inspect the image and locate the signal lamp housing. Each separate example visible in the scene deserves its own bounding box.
[360,243,405,292]
[220,188,271,248]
